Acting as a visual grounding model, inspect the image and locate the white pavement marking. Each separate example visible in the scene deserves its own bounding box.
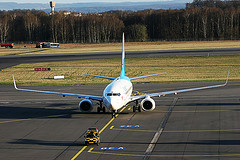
[143,98,178,160]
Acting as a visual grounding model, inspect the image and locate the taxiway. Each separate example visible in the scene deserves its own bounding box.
[0,81,239,160]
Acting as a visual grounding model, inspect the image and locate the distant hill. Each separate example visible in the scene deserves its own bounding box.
[0,1,186,13]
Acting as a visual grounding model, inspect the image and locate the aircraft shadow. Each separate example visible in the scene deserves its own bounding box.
[8,139,85,146]
[0,105,74,119]
[0,105,128,119]
[11,139,240,147]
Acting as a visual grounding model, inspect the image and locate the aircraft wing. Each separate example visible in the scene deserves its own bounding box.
[13,75,103,101]
[130,71,229,102]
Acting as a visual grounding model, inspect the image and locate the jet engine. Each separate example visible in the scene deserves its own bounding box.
[140,97,155,111]
[79,99,93,112]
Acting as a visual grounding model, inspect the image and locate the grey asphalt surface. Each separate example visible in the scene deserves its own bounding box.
[0,81,239,160]
[1,48,240,69]
[0,48,240,159]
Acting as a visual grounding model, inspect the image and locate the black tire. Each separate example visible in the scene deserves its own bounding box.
[103,107,106,113]
[138,106,141,112]
[97,107,101,113]
[112,112,116,118]
[133,107,136,112]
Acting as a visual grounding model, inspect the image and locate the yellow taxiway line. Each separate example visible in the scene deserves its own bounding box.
[0,114,68,124]
[71,146,87,160]
[70,107,126,160]
[0,119,30,124]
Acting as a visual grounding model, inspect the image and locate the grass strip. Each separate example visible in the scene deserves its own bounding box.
[1,55,239,85]
[1,40,240,56]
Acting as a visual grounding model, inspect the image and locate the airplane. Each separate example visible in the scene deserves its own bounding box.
[13,33,229,118]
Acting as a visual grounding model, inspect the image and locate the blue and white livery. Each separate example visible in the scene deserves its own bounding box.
[13,33,229,118]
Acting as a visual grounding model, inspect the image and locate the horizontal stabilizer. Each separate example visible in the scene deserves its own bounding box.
[83,74,115,80]
[130,72,166,80]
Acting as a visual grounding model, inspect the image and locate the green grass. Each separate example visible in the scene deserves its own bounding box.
[1,55,239,85]
[1,40,240,56]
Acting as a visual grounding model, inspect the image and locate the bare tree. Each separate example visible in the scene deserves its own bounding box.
[23,10,39,42]
[0,13,10,43]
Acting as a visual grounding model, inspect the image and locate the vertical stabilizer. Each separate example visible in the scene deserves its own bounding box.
[120,33,125,79]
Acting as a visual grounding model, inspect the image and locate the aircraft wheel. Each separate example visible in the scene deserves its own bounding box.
[112,111,116,118]
[97,107,101,113]
[138,106,141,112]
[103,107,106,113]
[133,107,136,112]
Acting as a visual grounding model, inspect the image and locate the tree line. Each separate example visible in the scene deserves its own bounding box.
[1,0,240,44]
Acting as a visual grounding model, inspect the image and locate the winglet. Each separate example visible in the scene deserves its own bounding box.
[12,74,18,89]
[224,70,230,86]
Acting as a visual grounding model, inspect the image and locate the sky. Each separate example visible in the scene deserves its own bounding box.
[0,0,192,3]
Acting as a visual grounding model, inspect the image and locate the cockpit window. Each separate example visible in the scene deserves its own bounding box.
[106,93,121,96]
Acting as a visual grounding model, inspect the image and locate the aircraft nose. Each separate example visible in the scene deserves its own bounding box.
[104,97,121,111]
[110,100,120,111]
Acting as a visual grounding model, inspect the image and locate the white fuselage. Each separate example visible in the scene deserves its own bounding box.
[103,77,133,112]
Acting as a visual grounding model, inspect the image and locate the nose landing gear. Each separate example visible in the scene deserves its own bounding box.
[112,110,117,118]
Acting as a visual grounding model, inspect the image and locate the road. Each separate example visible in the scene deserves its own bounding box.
[0,81,239,160]
[1,48,240,69]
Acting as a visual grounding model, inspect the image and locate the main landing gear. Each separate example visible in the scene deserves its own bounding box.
[97,102,106,113]
[133,101,141,112]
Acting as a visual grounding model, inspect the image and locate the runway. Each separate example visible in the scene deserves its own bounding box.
[1,48,240,69]
[0,81,239,160]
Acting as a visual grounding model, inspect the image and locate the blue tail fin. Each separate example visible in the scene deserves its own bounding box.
[120,33,125,79]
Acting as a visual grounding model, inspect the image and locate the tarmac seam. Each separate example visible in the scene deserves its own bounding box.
[54,111,108,160]
[87,150,240,158]
[181,100,198,159]
[0,114,69,124]
[143,97,178,160]
[70,107,126,160]
[110,127,240,133]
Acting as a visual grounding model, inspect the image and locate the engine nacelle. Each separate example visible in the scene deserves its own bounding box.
[79,99,93,112]
[140,97,155,111]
